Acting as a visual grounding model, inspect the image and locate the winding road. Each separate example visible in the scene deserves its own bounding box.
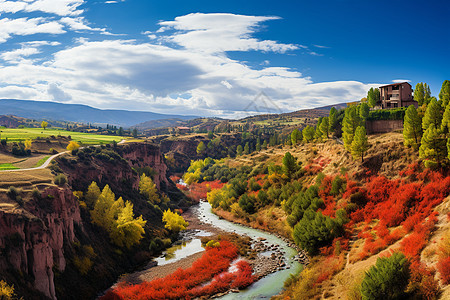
[0,139,127,173]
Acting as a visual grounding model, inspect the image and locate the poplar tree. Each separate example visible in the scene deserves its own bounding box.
[314,119,323,140]
[351,126,369,162]
[422,98,443,131]
[196,141,206,154]
[342,106,362,151]
[243,142,250,154]
[236,145,243,156]
[403,105,423,149]
[262,140,268,149]
[139,173,159,204]
[85,181,101,208]
[439,80,450,108]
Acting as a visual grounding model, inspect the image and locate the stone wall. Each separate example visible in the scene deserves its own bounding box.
[366,120,404,134]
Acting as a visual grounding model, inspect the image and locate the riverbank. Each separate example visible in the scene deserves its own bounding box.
[110,201,302,299]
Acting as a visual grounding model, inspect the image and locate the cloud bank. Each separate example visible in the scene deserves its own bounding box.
[0,4,376,118]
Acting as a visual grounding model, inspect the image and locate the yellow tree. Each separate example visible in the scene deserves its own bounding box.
[91,184,115,227]
[139,173,159,203]
[162,209,188,233]
[67,141,80,151]
[24,139,32,150]
[85,181,101,209]
[41,121,48,130]
[111,201,146,248]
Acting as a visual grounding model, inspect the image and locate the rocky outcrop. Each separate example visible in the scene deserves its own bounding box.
[0,187,80,300]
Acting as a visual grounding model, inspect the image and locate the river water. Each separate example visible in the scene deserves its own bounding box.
[196,201,302,299]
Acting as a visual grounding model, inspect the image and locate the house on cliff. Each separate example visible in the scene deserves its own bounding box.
[379,82,418,109]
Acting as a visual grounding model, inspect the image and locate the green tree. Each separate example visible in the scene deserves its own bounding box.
[359,102,370,120]
[328,107,338,136]
[422,98,443,131]
[439,80,450,108]
[314,118,323,140]
[351,126,369,162]
[207,131,214,139]
[360,252,410,300]
[139,173,159,204]
[162,209,188,232]
[41,120,48,130]
[132,128,138,138]
[419,125,447,165]
[243,142,250,154]
[282,152,298,179]
[291,128,302,145]
[262,140,268,149]
[342,105,362,151]
[238,194,256,214]
[85,181,101,208]
[111,201,147,248]
[403,105,423,149]
[415,82,432,106]
[367,88,380,108]
[255,139,261,152]
[442,103,450,136]
[319,117,329,139]
[196,141,206,155]
[236,145,243,156]
[118,127,124,136]
[302,125,315,143]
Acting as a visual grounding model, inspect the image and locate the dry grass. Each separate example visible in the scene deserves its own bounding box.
[0,168,53,190]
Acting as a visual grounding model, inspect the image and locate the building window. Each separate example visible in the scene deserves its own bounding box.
[392,85,400,90]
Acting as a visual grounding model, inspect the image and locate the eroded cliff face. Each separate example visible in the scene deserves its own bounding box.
[0,187,80,300]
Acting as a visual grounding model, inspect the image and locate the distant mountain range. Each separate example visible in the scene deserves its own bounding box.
[0,99,197,127]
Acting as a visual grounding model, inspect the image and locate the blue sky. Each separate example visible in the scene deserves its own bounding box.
[0,0,448,118]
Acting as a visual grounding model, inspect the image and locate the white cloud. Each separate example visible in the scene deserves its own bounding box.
[0,13,376,118]
[1,46,40,63]
[392,79,411,83]
[158,13,299,54]
[0,0,84,16]
[0,17,65,43]
[60,16,106,32]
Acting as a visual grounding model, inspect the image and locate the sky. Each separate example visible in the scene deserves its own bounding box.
[0,0,448,118]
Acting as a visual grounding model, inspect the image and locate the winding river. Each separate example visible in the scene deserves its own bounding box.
[182,201,302,299]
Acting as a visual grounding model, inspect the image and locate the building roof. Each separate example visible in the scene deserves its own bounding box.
[176,126,190,130]
[379,82,412,88]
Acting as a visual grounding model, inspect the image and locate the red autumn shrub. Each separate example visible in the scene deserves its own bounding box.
[102,241,249,300]
[437,257,450,285]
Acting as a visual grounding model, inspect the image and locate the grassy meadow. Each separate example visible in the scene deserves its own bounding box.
[0,127,128,145]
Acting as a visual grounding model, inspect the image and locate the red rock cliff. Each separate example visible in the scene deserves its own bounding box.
[0,187,80,300]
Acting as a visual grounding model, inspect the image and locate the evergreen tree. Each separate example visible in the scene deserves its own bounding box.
[328,107,338,135]
[419,125,448,165]
[302,125,315,142]
[236,145,243,156]
[442,103,450,137]
[359,102,370,120]
[132,128,138,138]
[291,129,302,145]
[351,126,369,162]
[314,118,323,140]
[422,98,443,131]
[403,105,422,149]
[439,80,450,108]
[282,152,298,179]
[319,117,329,139]
[196,141,206,154]
[360,252,410,300]
[415,82,432,106]
[243,142,250,154]
[255,139,261,152]
[342,105,362,151]
[262,140,268,149]
[367,88,380,107]
[118,127,124,136]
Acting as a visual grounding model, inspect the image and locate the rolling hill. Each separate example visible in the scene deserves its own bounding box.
[0,99,197,127]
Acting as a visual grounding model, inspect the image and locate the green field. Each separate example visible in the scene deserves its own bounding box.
[33,156,50,168]
[0,128,129,145]
[0,163,19,170]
